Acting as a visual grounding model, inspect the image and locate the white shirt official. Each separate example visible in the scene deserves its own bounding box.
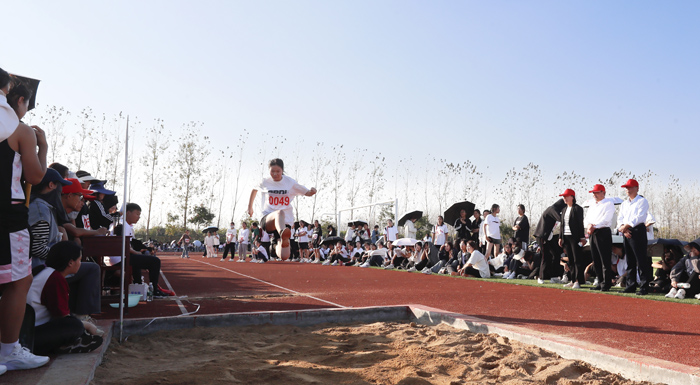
[584,197,615,229]
[618,195,649,229]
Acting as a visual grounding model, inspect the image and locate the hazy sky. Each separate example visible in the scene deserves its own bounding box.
[4,1,699,190]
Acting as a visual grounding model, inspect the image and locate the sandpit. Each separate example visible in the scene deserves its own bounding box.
[93,322,658,385]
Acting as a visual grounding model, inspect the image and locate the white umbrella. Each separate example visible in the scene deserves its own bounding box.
[393,237,418,247]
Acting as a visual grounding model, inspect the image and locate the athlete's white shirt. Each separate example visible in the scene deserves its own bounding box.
[255,175,309,227]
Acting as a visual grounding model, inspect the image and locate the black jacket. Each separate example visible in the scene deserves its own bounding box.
[454,218,471,239]
[559,204,585,240]
[513,215,530,243]
[533,199,567,242]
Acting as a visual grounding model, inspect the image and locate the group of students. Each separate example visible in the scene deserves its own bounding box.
[0,68,172,376]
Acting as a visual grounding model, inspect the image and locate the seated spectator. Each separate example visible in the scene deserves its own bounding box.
[433,242,458,274]
[323,241,350,266]
[251,240,269,263]
[458,240,490,278]
[666,240,700,300]
[504,249,537,279]
[109,203,167,297]
[60,179,109,241]
[27,242,103,355]
[28,169,71,268]
[86,180,117,230]
[360,242,387,268]
[312,243,331,263]
[384,245,409,270]
[414,242,436,273]
[611,245,627,287]
[650,248,680,293]
[490,242,514,274]
[346,242,363,266]
[73,171,101,230]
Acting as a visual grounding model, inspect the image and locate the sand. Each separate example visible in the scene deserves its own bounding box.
[93,322,658,385]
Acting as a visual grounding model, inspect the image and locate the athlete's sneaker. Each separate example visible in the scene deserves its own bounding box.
[0,344,50,370]
[406,267,417,272]
[0,364,6,376]
[675,289,686,299]
[665,288,678,298]
[56,331,104,354]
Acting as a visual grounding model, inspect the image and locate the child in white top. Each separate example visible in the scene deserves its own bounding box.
[248,158,316,260]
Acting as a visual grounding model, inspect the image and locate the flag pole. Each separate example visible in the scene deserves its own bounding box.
[119,116,129,342]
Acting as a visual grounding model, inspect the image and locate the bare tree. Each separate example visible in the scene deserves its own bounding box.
[173,123,210,228]
[329,145,346,224]
[229,130,248,222]
[346,149,367,219]
[141,118,169,239]
[365,155,386,225]
[308,142,330,222]
[38,105,70,163]
[71,107,96,170]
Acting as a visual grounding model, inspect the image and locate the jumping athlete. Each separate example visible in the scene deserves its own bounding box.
[247,159,316,260]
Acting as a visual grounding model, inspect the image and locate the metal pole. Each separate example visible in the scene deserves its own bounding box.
[119,116,129,342]
[394,198,398,222]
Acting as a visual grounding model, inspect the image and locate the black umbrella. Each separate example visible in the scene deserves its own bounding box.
[398,210,423,227]
[202,226,219,234]
[647,238,687,257]
[11,74,40,111]
[443,201,475,226]
[321,236,345,246]
[349,220,367,227]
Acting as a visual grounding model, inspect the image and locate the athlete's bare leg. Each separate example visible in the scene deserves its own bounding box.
[263,211,291,260]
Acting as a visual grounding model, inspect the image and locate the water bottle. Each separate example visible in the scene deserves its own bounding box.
[147,283,154,302]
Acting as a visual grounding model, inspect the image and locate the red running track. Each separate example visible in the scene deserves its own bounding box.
[99,254,700,367]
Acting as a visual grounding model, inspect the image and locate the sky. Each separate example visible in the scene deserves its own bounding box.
[3,1,700,225]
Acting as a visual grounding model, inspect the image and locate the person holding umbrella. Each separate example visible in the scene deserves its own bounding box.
[454,209,471,244]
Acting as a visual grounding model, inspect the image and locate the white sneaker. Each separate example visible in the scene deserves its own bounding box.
[506,273,516,280]
[665,288,678,298]
[407,267,417,272]
[537,278,545,284]
[0,344,50,370]
[592,278,599,287]
[313,259,322,264]
[219,258,225,262]
[422,268,432,275]
[229,258,236,261]
[330,261,338,266]
[560,275,570,284]
[572,282,581,289]
[360,262,370,268]
[675,289,686,299]
[695,293,700,300]
[550,277,562,284]
[0,364,6,375]
[518,274,528,280]
[322,261,331,266]
[384,265,395,270]
[563,282,574,288]
[501,272,510,279]
[677,283,691,289]
[492,273,503,278]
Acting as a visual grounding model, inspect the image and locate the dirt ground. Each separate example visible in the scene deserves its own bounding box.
[93,322,658,385]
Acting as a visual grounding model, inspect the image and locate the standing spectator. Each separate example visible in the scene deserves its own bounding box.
[470,209,482,245]
[432,216,448,249]
[371,225,379,244]
[384,219,398,243]
[204,231,215,259]
[222,222,237,262]
[345,223,356,243]
[478,210,490,252]
[584,184,616,291]
[237,222,250,261]
[453,209,471,243]
[312,220,323,249]
[404,218,417,239]
[327,225,337,237]
[0,71,51,373]
[178,230,191,259]
[297,220,310,262]
[512,204,530,250]
[212,231,220,259]
[484,204,502,259]
[557,189,586,289]
[250,222,261,245]
[533,199,566,284]
[617,179,651,295]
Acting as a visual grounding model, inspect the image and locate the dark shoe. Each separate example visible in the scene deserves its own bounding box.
[600,285,611,292]
[590,285,602,291]
[623,285,638,293]
[153,288,169,298]
[636,287,649,296]
[56,331,103,354]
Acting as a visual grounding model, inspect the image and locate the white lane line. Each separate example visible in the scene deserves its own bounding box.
[159,271,188,315]
[190,259,347,309]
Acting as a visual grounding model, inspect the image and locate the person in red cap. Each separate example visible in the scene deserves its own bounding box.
[584,184,616,291]
[60,179,109,240]
[617,179,651,295]
[532,198,567,284]
[557,189,586,289]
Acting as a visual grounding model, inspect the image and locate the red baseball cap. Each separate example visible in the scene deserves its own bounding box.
[589,184,606,193]
[62,178,95,199]
[621,179,639,188]
[559,189,575,197]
